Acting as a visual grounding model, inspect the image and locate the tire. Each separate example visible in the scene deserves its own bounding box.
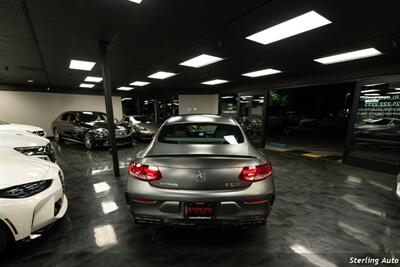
[84,132,95,150]
[0,223,9,256]
[54,128,63,143]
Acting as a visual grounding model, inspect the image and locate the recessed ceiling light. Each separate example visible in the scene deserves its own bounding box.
[201,79,229,85]
[122,98,133,101]
[130,81,150,86]
[85,76,103,83]
[361,89,380,93]
[80,83,95,88]
[27,79,34,83]
[242,68,282,78]
[246,11,331,45]
[314,48,382,64]
[69,60,96,71]
[180,54,224,68]
[129,0,142,3]
[148,71,177,80]
[117,86,134,91]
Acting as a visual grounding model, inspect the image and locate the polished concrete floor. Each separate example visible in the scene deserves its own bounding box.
[1,141,400,267]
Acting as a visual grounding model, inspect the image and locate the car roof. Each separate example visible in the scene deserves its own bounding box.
[164,114,237,125]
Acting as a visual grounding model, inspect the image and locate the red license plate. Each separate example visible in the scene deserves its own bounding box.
[186,203,215,219]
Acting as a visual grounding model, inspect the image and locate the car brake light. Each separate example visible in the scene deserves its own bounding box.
[239,163,272,182]
[129,162,161,181]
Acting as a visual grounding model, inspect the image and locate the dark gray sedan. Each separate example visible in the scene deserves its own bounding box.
[125,114,275,226]
[122,115,160,141]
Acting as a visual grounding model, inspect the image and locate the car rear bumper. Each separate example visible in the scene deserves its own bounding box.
[125,178,274,226]
[126,195,273,226]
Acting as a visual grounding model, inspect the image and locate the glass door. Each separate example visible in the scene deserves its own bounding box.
[344,77,400,174]
[237,92,267,147]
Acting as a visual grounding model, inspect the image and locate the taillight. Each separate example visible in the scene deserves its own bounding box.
[239,162,272,182]
[129,162,161,181]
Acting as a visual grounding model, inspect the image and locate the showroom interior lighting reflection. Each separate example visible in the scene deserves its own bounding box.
[94,225,118,248]
[93,182,111,193]
[246,11,331,45]
[314,48,382,64]
[101,201,119,214]
[180,54,223,68]
[361,89,380,93]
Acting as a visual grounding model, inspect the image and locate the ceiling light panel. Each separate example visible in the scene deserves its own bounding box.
[242,68,282,78]
[85,76,103,83]
[117,86,134,91]
[80,83,95,88]
[314,48,382,64]
[130,81,150,86]
[148,71,176,80]
[69,60,96,71]
[201,79,229,85]
[180,54,224,68]
[129,0,142,3]
[246,11,331,45]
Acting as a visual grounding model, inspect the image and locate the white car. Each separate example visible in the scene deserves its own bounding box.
[0,130,56,162]
[0,119,46,137]
[0,150,68,255]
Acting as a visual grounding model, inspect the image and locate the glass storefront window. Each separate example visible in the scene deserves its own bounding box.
[238,94,265,146]
[143,99,155,121]
[348,82,400,167]
[158,96,178,122]
[220,95,237,118]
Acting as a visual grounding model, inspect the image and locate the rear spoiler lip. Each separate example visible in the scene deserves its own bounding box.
[145,154,257,159]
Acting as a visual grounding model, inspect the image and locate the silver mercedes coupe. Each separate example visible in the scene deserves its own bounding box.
[125,114,275,226]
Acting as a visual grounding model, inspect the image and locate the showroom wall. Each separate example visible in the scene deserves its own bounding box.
[178,94,218,115]
[0,91,122,136]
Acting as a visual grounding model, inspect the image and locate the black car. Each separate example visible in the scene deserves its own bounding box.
[51,111,134,149]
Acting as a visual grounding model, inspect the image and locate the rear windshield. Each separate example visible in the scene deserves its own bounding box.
[158,123,244,144]
[78,112,107,122]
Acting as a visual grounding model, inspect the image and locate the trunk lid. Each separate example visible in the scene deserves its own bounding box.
[141,156,261,190]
